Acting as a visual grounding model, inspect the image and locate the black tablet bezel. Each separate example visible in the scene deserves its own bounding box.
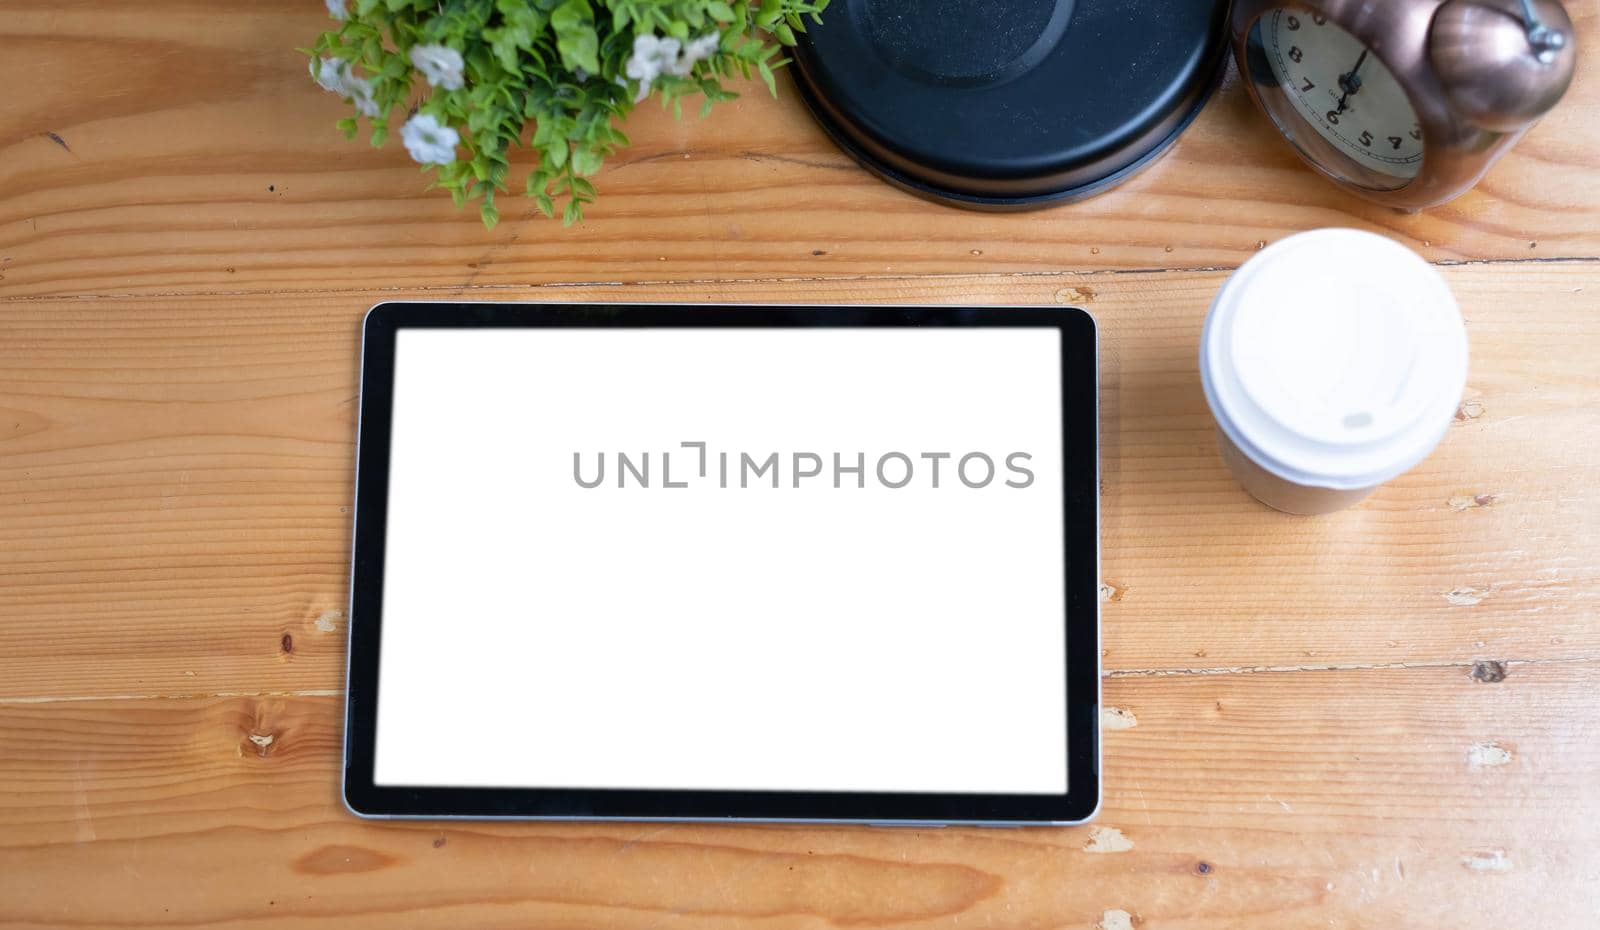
[344,302,1100,824]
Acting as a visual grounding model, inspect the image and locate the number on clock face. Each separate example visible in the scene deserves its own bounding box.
[1261,9,1423,182]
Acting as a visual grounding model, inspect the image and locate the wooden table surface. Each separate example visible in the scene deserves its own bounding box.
[4,2,1599,928]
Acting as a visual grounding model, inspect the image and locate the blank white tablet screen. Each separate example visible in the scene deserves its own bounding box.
[373,327,1068,794]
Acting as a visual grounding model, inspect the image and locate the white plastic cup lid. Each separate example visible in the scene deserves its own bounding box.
[1201,229,1469,491]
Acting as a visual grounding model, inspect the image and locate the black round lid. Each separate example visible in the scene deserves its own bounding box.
[791,0,1231,208]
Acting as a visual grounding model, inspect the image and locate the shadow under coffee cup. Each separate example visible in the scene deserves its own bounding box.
[1200,229,1469,515]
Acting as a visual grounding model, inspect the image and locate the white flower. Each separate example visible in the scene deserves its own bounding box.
[344,74,380,117]
[401,113,460,165]
[622,33,720,101]
[313,57,349,94]
[325,0,347,20]
[614,75,648,104]
[623,35,667,101]
[409,44,465,91]
[684,33,721,68]
[623,52,657,85]
[664,48,696,77]
[313,57,380,117]
[623,46,657,82]
[644,35,683,74]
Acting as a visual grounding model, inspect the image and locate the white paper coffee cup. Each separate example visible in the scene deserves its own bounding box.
[1200,229,1469,515]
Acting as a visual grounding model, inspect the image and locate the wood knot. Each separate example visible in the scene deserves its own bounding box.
[1101,707,1139,730]
[1083,826,1134,853]
[1468,741,1513,768]
[280,632,294,654]
[1461,847,1512,873]
[294,844,399,876]
[1472,661,1508,683]
[241,700,288,759]
[1448,493,1499,511]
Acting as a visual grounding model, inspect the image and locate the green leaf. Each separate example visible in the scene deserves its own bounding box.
[315,0,824,227]
[485,1,549,71]
[481,200,501,228]
[498,0,547,30]
[571,146,602,176]
[379,55,408,80]
[483,28,521,71]
[551,0,600,75]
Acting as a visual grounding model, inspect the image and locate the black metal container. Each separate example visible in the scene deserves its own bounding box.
[791,0,1233,209]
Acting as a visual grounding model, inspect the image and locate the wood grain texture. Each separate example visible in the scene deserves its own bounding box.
[0,2,1599,298]
[3,265,1597,701]
[2,662,1597,929]
[4,1,1600,926]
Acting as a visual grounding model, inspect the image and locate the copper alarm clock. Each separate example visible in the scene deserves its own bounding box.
[1233,0,1578,208]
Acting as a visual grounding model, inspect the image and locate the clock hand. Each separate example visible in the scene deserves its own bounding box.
[1335,49,1370,114]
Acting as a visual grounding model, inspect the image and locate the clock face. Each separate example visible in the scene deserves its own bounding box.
[1256,8,1423,189]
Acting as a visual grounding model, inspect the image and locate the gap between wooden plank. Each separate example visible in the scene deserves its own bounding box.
[1,255,1595,304]
[0,655,1590,705]
[1103,654,1590,679]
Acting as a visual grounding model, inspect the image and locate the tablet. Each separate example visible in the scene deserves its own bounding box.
[344,303,1100,825]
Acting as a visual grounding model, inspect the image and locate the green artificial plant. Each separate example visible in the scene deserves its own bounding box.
[307,0,828,227]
